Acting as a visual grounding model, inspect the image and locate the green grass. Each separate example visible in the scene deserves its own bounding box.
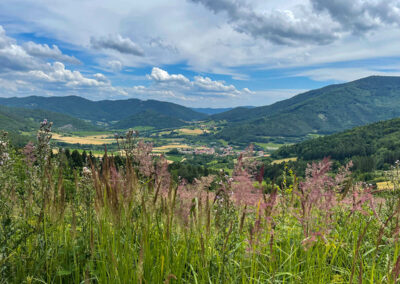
[165,154,184,163]
[254,142,284,151]
[2,129,400,283]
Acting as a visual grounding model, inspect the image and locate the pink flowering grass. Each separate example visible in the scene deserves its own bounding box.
[2,124,400,283]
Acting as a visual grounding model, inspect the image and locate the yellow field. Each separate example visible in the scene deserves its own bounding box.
[177,128,209,135]
[272,157,298,164]
[153,143,192,152]
[376,181,395,190]
[52,133,115,145]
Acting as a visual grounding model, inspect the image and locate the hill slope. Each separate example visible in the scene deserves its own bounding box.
[0,96,206,126]
[0,105,98,132]
[273,117,400,170]
[114,110,187,129]
[214,76,400,143]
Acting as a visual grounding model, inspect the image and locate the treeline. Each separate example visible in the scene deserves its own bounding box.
[273,117,400,172]
[49,148,217,183]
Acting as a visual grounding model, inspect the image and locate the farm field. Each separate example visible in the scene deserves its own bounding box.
[52,133,115,145]
[177,128,209,135]
[272,157,298,164]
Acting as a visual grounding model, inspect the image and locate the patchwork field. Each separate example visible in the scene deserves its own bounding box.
[52,133,115,145]
[177,128,209,135]
[153,143,192,153]
[376,181,395,190]
[271,157,298,164]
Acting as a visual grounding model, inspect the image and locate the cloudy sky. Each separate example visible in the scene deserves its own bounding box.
[1,0,400,107]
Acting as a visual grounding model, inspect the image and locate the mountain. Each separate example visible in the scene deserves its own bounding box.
[114,110,187,129]
[213,76,400,144]
[0,105,98,132]
[0,96,207,126]
[273,116,400,171]
[191,107,234,115]
[192,106,254,115]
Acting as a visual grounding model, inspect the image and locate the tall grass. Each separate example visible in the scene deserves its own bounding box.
[1,123,400,283]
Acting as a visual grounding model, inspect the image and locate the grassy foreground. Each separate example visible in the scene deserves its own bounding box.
[1,122,400,283]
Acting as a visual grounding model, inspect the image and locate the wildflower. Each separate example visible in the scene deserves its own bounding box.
[135,141,154,177]
[23,142,36,166]
[82,167,92,177]
[294,158,338,242]
[155,156,171,196]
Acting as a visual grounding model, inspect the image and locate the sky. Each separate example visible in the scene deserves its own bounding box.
[1,0,400,108]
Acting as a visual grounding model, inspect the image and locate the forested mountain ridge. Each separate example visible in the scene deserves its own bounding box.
[0,105,98,132]
[213,76,400,143]
[273,116,400,171]
[0,95,207,124]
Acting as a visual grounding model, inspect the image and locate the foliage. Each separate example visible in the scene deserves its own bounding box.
[273,116,400,173]
[114,110,187,129]
[0,105,99,132]
[213,76,400,144]
[0,95,206,126]
[1,122,400,283]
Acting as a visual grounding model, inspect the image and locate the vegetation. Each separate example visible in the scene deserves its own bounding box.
[274,116,400,173]
[0,95,206,127]
[213,76,400,144]
[114,110,187,129]
[0,105,97,132]
[2,122,400,283]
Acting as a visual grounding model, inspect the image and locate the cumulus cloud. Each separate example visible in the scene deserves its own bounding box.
[145,67,252,98]
[91,34,144,56]
[0,26,128,100]
[148,67,190,84]
[28,62,110,87]
[190,0,400,45]
[311,0,400,34]
[190,0,339,45]
[0,26,40,72]
[22,41,81,64]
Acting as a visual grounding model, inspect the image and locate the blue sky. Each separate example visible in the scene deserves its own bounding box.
[1,0,400,107]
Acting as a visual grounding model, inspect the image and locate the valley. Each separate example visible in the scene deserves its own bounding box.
[3,76,400,282]
[3,2,400,282]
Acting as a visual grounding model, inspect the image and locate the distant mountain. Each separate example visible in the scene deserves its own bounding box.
[192,106,254,115]
[0,96,207,126]
[273,116,400,171]
[0,105,98,132]
[114,110,187,129]
[214,76,400,144]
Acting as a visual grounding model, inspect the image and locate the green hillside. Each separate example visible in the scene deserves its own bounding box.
[0,105,99,132]
[0,96,206,124]
[114,110,187,129]
[273,116,400,171]
[214,76,400,144]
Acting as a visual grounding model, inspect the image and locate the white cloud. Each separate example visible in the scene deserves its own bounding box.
[27,62,108,87]
[146,67,251,98]
[1,0,400,78]
[148,67,190,84]
[91,34,144,56]
[22,41,81,64]
[0,26,40,72]
[295,68,400,82]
